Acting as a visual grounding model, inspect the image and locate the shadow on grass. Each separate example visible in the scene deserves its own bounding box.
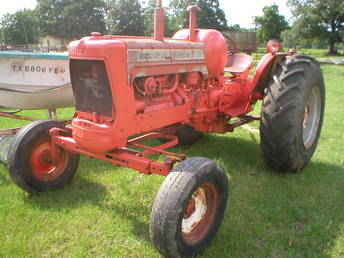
[23,158,152,243]
[241,162,342,257]
[185,133,262,170]
[18,133,344,257]
[192,134,344,258]
[103,182,153,242]
[23,176,108,210]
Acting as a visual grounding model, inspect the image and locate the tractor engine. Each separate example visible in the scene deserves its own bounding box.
[67,5,253,154]
[131,28,230,128]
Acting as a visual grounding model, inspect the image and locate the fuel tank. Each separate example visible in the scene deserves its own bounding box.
[173,29,228,78]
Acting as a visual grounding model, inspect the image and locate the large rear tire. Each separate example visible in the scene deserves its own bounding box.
[150,157,229,258]
[260,55,325,172]
[8,120,80,193]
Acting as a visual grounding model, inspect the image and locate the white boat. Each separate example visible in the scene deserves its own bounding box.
[0,51,74,109]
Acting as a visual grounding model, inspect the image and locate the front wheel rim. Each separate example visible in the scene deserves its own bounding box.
[182,184,220,245]
[30,140,69,182]
[303,86,322,149]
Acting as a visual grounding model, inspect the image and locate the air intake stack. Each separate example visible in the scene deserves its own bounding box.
[154,0,165,41]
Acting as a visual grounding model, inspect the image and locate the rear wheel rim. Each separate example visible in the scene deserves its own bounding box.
[182,184,219,245]
[303,86,321,149]
[30,140,68,182]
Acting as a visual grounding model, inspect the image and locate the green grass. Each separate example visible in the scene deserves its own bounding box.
[0,59,344,257]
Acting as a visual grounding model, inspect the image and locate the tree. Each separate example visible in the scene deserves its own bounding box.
[142,0,156,36]
[229,24,242,32]
[106,0,145,36]
[37,0,106,40]
[169,0,228,31]
[288,0,344,54]
[254,5,289,44]
[169,0,193,30]
[282,20,328,49]
[197,0,228,30]
[0,9,39,45]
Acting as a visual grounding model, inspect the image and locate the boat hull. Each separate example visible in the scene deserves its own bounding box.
[0,85,74,109]
[0,51,74,109]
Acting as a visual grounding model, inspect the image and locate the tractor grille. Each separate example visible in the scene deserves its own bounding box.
[70,60,113,117]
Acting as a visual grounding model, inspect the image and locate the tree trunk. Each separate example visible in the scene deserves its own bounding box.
[328,40,338,55]
[328,23,339,56]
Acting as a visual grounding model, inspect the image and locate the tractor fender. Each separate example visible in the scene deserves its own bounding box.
[251,53,287,94]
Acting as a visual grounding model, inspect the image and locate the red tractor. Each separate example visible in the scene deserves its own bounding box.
[8,2,325,257]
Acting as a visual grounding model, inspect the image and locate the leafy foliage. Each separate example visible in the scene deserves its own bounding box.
[169,0,228,31]
[0,0,231,44]
[254,5,289,44]
[142,0,156,36]
[169,0,193,29]
[0,9,39,45]
[143,0,176,37]
[106,0,145,36]
[197,0,228,30]
[288,0,344,54]
[282,22,328,49]
[37,0,106,40]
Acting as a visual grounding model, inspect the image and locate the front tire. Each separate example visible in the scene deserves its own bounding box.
[260,55,325,172]
[8,120,80,193]
[150,157,229,257]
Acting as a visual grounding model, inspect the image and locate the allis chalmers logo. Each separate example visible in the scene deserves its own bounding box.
[128,49,205,63]
[11,64,66,74]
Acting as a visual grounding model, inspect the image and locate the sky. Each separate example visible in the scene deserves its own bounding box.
[0,0,292,29]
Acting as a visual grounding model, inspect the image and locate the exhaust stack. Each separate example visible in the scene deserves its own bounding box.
[187,5,201,41]
[154,0,165,41]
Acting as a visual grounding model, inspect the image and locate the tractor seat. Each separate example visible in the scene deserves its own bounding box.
[224,53,253,74]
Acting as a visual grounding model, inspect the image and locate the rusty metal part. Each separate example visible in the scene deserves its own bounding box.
[0,109,22,114]
[182,184,220,244]
[0,111,38,122]
[0,109,61,136]
[128,132,185,160]
[226,115,260,132]
[0,111,37,136]
[50,128,185,176]
[30,139,69,182]
[0,128,21,136]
